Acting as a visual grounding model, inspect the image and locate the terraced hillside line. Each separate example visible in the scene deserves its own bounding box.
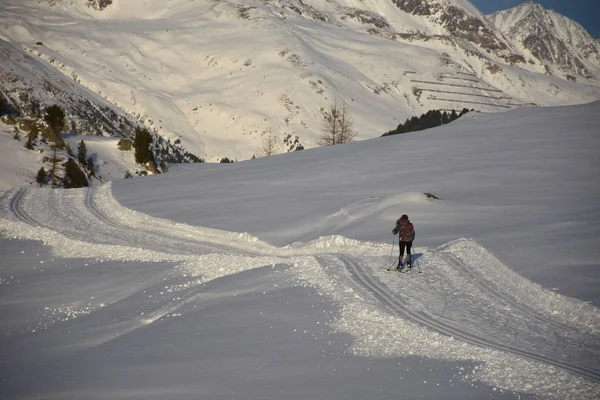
[429,97,513,108]
[341,255,600,383]
[420,88,511,100]
[439,75,480,83]
[411,79,505,92]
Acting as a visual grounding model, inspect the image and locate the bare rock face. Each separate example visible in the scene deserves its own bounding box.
[389,1,511,60]
[38,0,113,10]
[489,1,600,80]
[86,0,113,10]
[438,5,507,53]
[391,0,433,16]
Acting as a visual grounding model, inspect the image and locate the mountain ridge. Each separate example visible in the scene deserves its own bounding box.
[1,0,599,165]
[489,1,600,80]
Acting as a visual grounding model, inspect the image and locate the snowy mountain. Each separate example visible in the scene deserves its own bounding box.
[1,0,600,163]
[489,1,600,81]
[0,37,202,188]
[1,102,599,399]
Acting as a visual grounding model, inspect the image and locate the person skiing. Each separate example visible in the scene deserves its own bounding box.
[392,214,415,270]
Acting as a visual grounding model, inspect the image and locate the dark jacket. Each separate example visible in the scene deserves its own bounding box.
[393,218,415,242]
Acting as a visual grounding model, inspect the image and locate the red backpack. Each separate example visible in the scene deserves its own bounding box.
[396,219,415,242]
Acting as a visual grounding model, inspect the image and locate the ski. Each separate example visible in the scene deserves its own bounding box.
[385,267,420,273]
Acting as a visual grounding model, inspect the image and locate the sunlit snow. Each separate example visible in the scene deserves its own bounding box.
[1,102,599,399]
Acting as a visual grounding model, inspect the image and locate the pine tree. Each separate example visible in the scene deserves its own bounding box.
[63,159,89,188]
[44,105,66,188]
[36,167,46,187]
[442,111,449,124]
[77,140,87,165]
[133,127,153,165]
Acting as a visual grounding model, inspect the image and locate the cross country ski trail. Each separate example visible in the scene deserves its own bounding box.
[341,254,600,383]
[1,184,599,399]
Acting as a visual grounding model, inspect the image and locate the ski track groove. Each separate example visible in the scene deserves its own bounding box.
[85,187,248,255]
[340,255,600,384]
[441,251,570,333]
[8,188,107,245]
[439,250,600,366]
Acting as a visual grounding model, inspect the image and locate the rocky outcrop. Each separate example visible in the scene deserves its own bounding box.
[489,1,600,80]
[86,0,113,11]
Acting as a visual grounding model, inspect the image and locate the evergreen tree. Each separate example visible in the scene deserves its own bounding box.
[382,108,469,137]
[63,159,89,188]
[44,105,66,188]
[44,105,66,141]
[36,167,46,187]
[442,111,449,124]
[77,140,87,165]
[133,127,153,165]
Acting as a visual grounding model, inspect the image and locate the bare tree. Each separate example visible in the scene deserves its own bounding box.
[337,100,355,144]
[260,128,280,156]
[318,98,355,146]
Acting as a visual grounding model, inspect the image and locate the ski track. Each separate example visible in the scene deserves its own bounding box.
[341,255,600,384]
[1,185,600,398]
[6,185,256,255]
[441,251,567,333]
[8,187,107,245]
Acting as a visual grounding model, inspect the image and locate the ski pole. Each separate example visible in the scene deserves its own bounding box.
[414,242,422,273]
[390,233,397,269]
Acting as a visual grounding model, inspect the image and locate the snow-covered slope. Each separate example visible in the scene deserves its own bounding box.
[1,101,599,400]
[489,1,600,81]
[0,124,45,188]
[1,0,599,162]
[0,37,203,184]
[0,38,137,137]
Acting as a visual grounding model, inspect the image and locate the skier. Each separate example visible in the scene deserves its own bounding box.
[392,214,415,270]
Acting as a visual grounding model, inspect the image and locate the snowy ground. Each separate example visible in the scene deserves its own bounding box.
[1,103,599,399]
[0,124,45,189]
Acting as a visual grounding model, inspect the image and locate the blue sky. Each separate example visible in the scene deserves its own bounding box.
[470,0,600,38]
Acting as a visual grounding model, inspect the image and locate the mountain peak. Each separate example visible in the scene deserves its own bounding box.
[1,0,599,162]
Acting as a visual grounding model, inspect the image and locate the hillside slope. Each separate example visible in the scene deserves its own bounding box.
[1,0,599,161]
[1,101,599,399]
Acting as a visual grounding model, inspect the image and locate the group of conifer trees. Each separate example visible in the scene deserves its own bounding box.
[383,108,471,137]
[26,105,158,188]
